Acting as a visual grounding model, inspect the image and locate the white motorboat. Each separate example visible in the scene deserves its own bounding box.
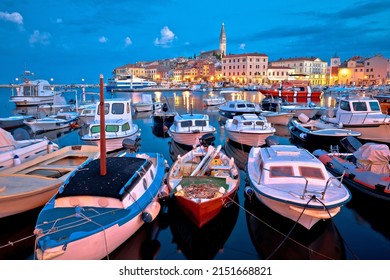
[320,95,390,144]
[0,127,59,171]
[23,111,79,133]
[246,145,351,230]
[0,115,35,130]
[106,74,157,92]
[168,113,216,146]
[218,100,262,119]
[81,98,141,152]
[202,93,226,106]
[224,114,275,147]
[132,94,162,112]
[9,71,59,106]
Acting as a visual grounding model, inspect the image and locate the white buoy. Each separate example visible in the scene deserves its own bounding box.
[13,154,21,166]
[47,141,54,153]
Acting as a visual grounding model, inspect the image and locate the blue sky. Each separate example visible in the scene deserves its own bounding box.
[1,0,389,84]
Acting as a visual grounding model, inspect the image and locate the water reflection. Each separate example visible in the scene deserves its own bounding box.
[0,208,40,260]
[168,196,240,260]
[244,197,346,260]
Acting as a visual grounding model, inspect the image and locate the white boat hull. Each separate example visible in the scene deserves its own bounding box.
[0,139,58,171]
[82,129,140,152]
[225,130,274,147]
[255,193,341,230]
[168,130,215,146]
[9,95,55,106]
[36,201,160,260]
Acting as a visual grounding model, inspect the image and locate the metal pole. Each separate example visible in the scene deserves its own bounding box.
[99,74,106,176]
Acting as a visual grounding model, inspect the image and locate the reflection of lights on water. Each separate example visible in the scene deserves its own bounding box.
[154,91,162,102]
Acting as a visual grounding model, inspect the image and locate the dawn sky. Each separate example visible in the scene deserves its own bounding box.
[1,0,389,84]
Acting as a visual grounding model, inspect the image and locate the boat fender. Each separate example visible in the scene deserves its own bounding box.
[230,168,239,179]
[47,141,54,153]
[13,154,21,166]
[244,186,254,198]
[158,184,170,203]
[142,201,161,223]
[374,184,386,192]
[219,187,226,194]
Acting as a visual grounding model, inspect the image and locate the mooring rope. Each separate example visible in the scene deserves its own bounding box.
[227,196,335,260]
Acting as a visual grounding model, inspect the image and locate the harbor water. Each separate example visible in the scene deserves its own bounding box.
[1,87,390,260]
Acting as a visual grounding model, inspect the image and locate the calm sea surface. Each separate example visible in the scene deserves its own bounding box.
[1,87,389,260]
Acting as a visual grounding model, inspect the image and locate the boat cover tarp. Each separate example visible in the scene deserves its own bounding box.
[0,128,17,152]
[56,157,148,200]
[353,143,390,174]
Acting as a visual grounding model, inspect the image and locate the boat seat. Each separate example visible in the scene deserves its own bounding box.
[209,164,232,170]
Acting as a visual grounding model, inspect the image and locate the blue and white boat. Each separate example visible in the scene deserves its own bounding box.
[34,151,169,260]
[106,74,157,92]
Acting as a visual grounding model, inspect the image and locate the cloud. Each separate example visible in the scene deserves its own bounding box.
[239,43,246,50]
[98,36,108,43]
[0,11,23,25]
[154,26,176,47]
[29,30,51,47]
[124,36,132,47]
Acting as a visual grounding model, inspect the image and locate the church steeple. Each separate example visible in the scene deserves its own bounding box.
[219,23,226,57]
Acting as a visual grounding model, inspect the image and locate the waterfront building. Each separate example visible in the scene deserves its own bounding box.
[221,53,268,84]
[270,57,328,85]
[266,66,295,84]
[113,63,146,78]
[337,54,389,86]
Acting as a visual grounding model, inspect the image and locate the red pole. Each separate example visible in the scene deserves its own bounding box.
[99,74,106,176]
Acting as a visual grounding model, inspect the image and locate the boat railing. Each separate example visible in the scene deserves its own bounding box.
[321,170,345,200]
[338,112,390,125]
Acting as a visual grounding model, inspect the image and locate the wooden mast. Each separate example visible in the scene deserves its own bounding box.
[99,74,107,176]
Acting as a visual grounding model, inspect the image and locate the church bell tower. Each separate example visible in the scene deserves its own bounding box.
[219,23,226,57]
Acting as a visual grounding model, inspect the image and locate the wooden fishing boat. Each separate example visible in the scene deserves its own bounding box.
[0,145,100,218]
[167,134,240,227]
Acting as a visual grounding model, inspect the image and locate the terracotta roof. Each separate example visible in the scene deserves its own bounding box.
[223,52,268,58]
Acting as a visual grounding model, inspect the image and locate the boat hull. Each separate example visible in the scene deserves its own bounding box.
[254,192,341,230]
[225,130,274,147]
[168,130,215,146]
[0,138,59,171]
[174,188,237,228]
[0,145,99,218]
[9,95,55,106]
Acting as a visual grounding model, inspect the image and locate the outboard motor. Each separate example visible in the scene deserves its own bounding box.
[199,133,215,147]
[340,136,362,153]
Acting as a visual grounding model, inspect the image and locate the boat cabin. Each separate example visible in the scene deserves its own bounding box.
[88,98,135,136]
[258,145,328,186]
[332,96,389,125]
[172,114,211,132]
[231,114,269,129]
